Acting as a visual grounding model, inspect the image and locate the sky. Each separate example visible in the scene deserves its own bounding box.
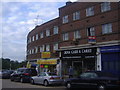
[1,0,118,62]
[1,0,78,62]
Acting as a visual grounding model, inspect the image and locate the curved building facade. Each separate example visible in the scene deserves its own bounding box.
[26,2,120,76]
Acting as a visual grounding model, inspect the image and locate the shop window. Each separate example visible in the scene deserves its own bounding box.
[73,11,80,21]
[53,26,58,34]
[86,6,94,17]
[62,15,68,24]
[101,2,111,12]
[102,23,112,34]
[63,33,69,41]
[87,27,95,36]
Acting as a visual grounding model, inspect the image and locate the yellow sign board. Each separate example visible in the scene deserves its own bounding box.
[41,52,51,58]
[37,59,57,65]
[26,61,31,68]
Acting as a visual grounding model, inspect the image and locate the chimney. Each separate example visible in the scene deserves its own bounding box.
[66,1,72,6]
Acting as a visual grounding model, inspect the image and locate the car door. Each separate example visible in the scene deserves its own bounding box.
[36,72,46,84]
[79,72,98,88]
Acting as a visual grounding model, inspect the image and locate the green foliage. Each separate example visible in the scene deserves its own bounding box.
[0,58,27,70]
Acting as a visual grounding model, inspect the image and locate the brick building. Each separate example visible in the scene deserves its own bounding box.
[27,2,120,76]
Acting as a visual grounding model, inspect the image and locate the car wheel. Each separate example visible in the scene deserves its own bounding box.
[98,84,106,90]
[66,82,72,89]
[31,79,35,84]
[44,80,49,86]
[20,78,24,83]
[10,77,14,81]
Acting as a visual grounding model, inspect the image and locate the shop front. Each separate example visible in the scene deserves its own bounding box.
[61,47,97,76]
[100,45,120,76]
[36,59,58,73]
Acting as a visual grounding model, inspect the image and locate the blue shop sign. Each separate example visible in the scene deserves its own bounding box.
[100,45,120,53]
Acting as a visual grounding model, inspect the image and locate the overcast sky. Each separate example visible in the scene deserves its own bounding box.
[1,0,78,62]
[1,0,118,62]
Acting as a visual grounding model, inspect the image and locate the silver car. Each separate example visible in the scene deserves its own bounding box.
[31,72,64,86]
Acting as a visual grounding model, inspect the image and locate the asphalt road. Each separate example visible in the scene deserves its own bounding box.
[1,79,66,90]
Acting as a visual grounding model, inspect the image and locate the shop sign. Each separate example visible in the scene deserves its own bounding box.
[41,52,51,58]
[100,45,120,53]
[37,59,57,64]
[61,48,97,59]
[26,61,31,68]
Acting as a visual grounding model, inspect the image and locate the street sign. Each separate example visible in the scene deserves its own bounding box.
[88,36,96,44]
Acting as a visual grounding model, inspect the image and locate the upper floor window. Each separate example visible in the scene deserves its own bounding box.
[40,32,44,38]
[46,29,50,36]
[63,33,69,41]
[62,15,68,24]
[73,11,80,21]
[102,23,112,34]
[46,44,50,52]
[74,30,81,39]
[28,37,31,43]
[86,6,94,17]
[101,2,111,12]
[32,36,35,41]
[53,26,58,34]
[35,47,38,53]
[32,49,34,54]
[40,45,45,52]
[87,27,95,36]
[53,43,58,51]
[36,34,38,40]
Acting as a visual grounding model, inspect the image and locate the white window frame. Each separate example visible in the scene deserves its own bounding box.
[35,47,38,53]
[36,34,38,40]
[87,27,95,36]
[46,29,50,36]
[46,44,50,52]
[40,45,45,52]
[74,30,81,39]
[29,37,31,43]
[62,15,68,24]
[32,49,34,54]
[32,36,35,41]
[53,26,58,34]
[86,6,94,17]
[53,43,58,51]
[63,33,69,41]
[40,32,44,38]
[101,2,111,12]
[73,11,80,21]
[102,23,112,34]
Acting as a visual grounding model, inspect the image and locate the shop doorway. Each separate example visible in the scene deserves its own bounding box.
[72,61,83,77]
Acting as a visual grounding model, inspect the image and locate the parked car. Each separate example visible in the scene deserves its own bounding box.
[31,72,64,86]
[10,68,37,83]
[64,71,120,89]
[0,70,14,79]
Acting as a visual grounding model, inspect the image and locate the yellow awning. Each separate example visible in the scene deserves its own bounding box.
[37,59,57,65]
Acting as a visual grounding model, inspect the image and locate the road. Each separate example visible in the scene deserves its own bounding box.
[1,79,66,90]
